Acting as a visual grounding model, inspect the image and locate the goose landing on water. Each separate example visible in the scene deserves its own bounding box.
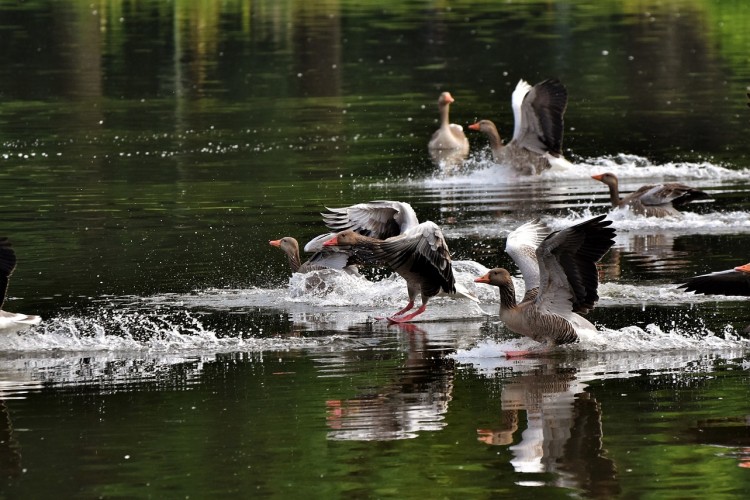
[468,79,570,175]
[475,216,615,356]
[0,237,41,332]
[591,172,709,217]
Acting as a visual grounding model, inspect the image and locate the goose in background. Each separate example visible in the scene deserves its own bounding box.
[468,79,569,175]
[0,237,41,330]
[677,263,750,296]
[591,172,709,217]
[474,215,615,355]
[428,92,469,167]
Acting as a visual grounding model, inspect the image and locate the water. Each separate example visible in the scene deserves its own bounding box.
[2,0,750,497]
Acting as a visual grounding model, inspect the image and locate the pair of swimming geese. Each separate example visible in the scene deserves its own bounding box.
[430,78,710,217]
[271,200,749,355]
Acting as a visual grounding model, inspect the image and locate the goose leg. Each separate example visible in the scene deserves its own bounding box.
[387,304,427,323]
[375,300,414,321]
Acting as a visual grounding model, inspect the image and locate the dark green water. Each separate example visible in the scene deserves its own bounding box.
[1,1,750,497]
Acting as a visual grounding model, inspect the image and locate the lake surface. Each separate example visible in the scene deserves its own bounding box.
[2,0,750,497]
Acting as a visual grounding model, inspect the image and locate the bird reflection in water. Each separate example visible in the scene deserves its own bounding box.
[325,322,455,441]
[478,362,620,496]
[686,415,750,469]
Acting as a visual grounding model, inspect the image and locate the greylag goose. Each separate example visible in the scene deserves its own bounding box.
[591,172,709,217]
[474,215,615,354]
[0,237,41,329]
[322,220,456,323]
[269,237,359,275]
[428,92,469,156]
[468,79,569,175]
[677,263,750,296]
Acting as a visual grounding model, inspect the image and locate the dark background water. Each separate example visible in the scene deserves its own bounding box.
[1,1,750,497]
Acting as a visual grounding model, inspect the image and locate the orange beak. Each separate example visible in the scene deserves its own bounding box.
[269,239,281,247]
[322,236,339,247]
[468,123,480,131]
[591,174,604,181]
[474,274,490,284]
[734,263,750,273]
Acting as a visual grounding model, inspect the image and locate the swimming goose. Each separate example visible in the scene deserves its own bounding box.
[269,237,359,275]
[322,221,456,323]
[428,92,469,156]
[591,172,709,217]
[468,79,569,175]
[677,263,750,296]
[0,237,41,330]
[474,215,615,354]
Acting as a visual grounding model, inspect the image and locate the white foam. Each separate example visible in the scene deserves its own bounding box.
[419,153,749,187]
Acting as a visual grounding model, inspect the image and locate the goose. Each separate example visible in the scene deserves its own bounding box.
[474,215,615,355]
[428,92,469,156]
[591,172,709,217]
[468,79,569,175]
[269,237,359,275]
[0,237,41,330]
[677,263,750,296]
[322,220,456,323]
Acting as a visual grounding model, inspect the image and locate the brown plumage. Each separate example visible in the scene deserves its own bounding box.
[677,263,750,296]
[269,237,358,275]
[468,79,568,175]
[592,172,709,217]
[475,215,615,351]
[323,222,456,323]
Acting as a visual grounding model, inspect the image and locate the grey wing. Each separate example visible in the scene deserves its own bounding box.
[304,251,355,271]
[677,268,750,296]
[375,222,456,296]
[0,237,17,308]
[638,183,708,207]
[514,79,568,156]
[321,200,419,239]
[505,219,550,297]
[535,215,615,316]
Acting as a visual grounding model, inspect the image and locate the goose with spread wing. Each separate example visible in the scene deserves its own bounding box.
[0,237,41,330]
[474,216,615,354]
[677,263,750,296]
[591,172,709,217]
[322,220,456,323]
[468,79,569,175]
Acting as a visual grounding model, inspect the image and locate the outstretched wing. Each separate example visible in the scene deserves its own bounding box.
[514,79,568,156]
[638,183,709,208]
[677,266,750,296]
[505,219,550,300]
[321,200,419,239]
[374,222,455,297]
[535,215,615,316]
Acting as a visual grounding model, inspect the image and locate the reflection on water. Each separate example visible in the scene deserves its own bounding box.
[478,361,618,496]
[325,323,454,440]
[2,0,750,497]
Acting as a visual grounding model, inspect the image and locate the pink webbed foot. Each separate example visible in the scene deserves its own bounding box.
[386,304,427,324]
[375,301,415,321]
